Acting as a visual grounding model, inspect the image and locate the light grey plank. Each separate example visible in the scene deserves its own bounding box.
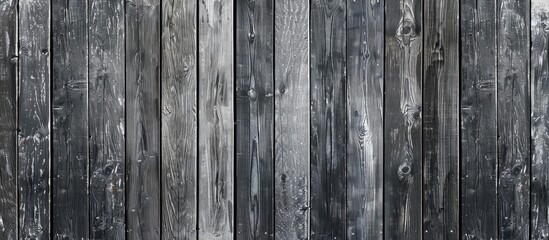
[274,0,310,239]
[198,0,234,239]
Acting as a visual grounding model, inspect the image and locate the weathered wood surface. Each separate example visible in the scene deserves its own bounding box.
[384,0,422,239]
[235,0,275,239]
[497,0,530,239]
[346,0,383,238]
[310,0,346,239]
[532,0,549,238]
[460,0,498,238]
[51,0,89,238]
[198,0,234,239]
[274,0,309,239]
[0,0,17,239]
[18,0,51,238]
[89,0,126,238]
[126,0,161,239]
[422,0,459,239]
[161,0,197,238]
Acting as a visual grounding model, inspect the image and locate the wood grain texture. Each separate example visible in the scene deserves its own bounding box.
[460,0,498,238]
[0,0,17,239]
[89,0,126,238]
[161,0,197,238]
[126,0,161,239]
[235,0,275,239]
[346,0,383,238]
[497,0,530,238]
[422,0,459,239]
[18,0,51,238]
[384,0,422,238]
[310,0,346,239]
[531,1,549,238]
[274,0,309,239]
[51,0,89,238]
[198,0,234,239]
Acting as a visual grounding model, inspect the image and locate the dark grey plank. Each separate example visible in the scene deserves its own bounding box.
[18,0,51,238]
[198,0,234,239]
[126,0,161,239]
[422,0,459,239]
[310,0,346,239]
[497,0,530,238]
[161,0,197,238]
[0,0,17,239]
[384,0,422,238]
[274,0,309,239]
[346,0,383,238]
[51,0,89,238]
[235,0,275,239]
[89,0,126,238]
[532,1,549,238]
[460,0,498,238]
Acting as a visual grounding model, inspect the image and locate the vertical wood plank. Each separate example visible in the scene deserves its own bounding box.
[531,1,549,238]
[51,0,89,238]
[384,0,422,238]
[422,0,459,239]
[18,0,51,238]
[235,0,275,238]
[497,0,530,238]
[310,0,346,238]
[198,0,234,239]
[274,0,309,239]
[161,0,197,238]
[126,0,161,239]
[460,0,498,238]
[0,0,17,239]
[89,0,126,238]
[346,0,384,238]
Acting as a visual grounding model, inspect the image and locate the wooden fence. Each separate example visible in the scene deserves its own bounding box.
[0,0,548,239]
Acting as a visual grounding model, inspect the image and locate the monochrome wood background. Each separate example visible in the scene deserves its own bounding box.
[0,0,548,239]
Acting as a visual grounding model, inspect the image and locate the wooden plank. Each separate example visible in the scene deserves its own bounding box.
[531,1,549,238]
[384,0,422,238]
[0,0,17,239]
[422,0,459,239]
[126,0,161,239]
[459,0,498,238]
[89,0,126,238]
[310,0,346,239]
[18,0,51,238]
[51,0,89,238]
[161,0,197,238]
[274,0,309,239]
[198,0,234,239]
[497,0,530,238]
[346,0,383,238]
[235,0,275,238]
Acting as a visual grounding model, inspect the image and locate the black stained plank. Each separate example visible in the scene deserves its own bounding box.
[310,0,346,239]
[531,1,549,238]
[460,0,498,238]
[346,0,383,238]
[198,0,234,239]
[126,0,161,239]
[0,0,17,239]
[274,0,309,239]
[89,0,126,238]
[384,0,422,238]
[422,0,459,239]
[51,0,89,238]
[497,0,530,238]
[18,0,51,238]
[235,0,275,239]
[161,0,197,238]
